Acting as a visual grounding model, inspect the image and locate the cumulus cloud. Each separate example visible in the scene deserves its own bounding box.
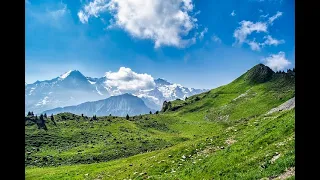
[262,35,285,46]
[105,67,155,91]
[233,21,267,45]
[268,11,282,25]
[260,14,269,18]
[211,35,222,43]
[230,10,236,16]
[233,11,283,50]
[262,52,291,71]
[247,40,261,51]
[78,0,203,48]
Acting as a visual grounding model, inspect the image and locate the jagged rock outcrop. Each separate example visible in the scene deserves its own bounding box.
[161,101,172,112]
[245,64,274,84]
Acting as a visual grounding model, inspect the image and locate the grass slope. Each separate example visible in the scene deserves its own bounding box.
[25,64,295,179]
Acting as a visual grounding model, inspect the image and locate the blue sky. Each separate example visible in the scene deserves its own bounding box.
[25,0,295,89]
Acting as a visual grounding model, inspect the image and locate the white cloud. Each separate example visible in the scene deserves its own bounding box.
[268,11,282,25]
[247,40,261,51]
[230,10,236,16]
[260,14,269,18]
[78,0,202,48]
[78,10,89,23]
[262,35,285,46]
[262,52,291,71]
[233,11,283,50]
[78,0,108,23]
[105,67,155,91]
[48,3,68,19]
[259,9,263,13]
[211,35,222,43]
[233,20,267,45]
[199,28,208,40]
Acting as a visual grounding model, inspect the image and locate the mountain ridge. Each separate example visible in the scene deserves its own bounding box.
[25,70,208,114]
[43,93,155,117]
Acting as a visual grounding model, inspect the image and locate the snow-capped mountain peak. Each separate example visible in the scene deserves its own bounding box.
[25,70,208,114]
[154,78,172,86]
[59,70,82,80]
[59,70,73,79]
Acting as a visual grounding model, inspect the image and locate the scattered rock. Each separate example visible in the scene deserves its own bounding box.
[225,138,237,145]
[270,153,281,164]
[267,97,295,115]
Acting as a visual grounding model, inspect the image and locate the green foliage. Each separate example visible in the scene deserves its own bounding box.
[25,64,295,180]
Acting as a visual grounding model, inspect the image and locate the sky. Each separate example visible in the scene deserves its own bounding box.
[25,0,295,89]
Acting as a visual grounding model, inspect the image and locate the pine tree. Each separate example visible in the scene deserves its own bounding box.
[149,111,152,114]
[51,114,56,126]
[44,113,47,118]
[81,114,84,117]
[126,114,129,120]
[31,112,34,116]
[40,114,44,124]
[38,114,47,130]
[155,111,159,114]
[27,111,31,116]
[109,114,112,116]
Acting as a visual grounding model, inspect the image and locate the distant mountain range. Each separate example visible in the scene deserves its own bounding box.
[43,93,154,117]
[25,70,208,114]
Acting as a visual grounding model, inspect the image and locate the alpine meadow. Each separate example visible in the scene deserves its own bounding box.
[25,64,295,179]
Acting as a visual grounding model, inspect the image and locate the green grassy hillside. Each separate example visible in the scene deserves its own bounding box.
[25,64,295,179]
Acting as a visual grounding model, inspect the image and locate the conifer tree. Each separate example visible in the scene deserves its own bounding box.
[126,114,129,120]
[51,114,56,126]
